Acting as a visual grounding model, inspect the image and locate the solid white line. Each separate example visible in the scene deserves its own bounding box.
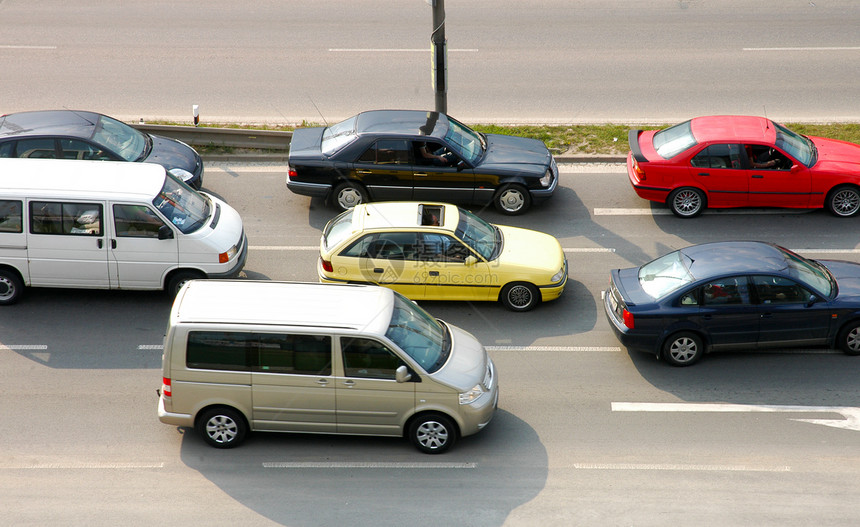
[0,45,56,49]
[574,462,791,472]
[328,48,478,52]
[487,346,620,352]
[744,46,860,51]
[564,247,615,253]
[0,345,48,350]
[263,461,476,469]
[137,345,164,350]
[612,402,853,413]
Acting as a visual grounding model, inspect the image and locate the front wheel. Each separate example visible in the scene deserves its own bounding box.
[167,271,203,297]
[500,282,540,312]
[409,413,457,454]
[662,332,704,366]
[332,181,368,212]
[197,407,247,448]
[826,185,860,217]
[668,187,706,218]
[837,321,860,355]
[0,268,24,306]
[494,184,532,215]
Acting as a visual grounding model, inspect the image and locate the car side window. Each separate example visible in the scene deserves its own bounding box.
[691,144,743,169]
[113,204,166,238]
[702,276,750,306]
[418,233,472,262]
[340,232,419,260]
[679,289,699,306]
[60,139,115,161]
[752,275,811,304]
[356,139,410,165]
[14,138,57,158]
[258,334,332,376]
[0,200,23,233]
[746,144,791,170]
[341,337,404,380]
[30,201,102,236]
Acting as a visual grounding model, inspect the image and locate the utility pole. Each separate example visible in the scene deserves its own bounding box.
[430,0,447,114]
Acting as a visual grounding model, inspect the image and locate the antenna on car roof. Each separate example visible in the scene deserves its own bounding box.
[62,106,97,126]
[763,105,770,129]
[307,97,328,127]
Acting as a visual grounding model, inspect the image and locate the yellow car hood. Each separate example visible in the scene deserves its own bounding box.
[494,225,564,274]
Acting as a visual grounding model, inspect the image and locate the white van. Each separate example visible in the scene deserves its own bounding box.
[157,280,498,453]
[0,158,246,304]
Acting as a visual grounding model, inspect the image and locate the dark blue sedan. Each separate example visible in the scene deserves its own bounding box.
[604,241,860,366]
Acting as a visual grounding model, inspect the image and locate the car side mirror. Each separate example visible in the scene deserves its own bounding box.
[158,225,174,240]
[790,164,802,173]
[395,365,412,383]
[456,160,466,171]
[464,255,478,266]
[805,295,818,308]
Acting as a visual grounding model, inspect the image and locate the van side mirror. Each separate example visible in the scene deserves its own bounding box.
[464,255,478,267]
[395,365,412,383]
[158,225,174,240]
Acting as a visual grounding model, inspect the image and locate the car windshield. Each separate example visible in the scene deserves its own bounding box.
[322,209,356,251]
[385,292,450,373]
[638,250,696,299]
[92,115,149,162]
[444,116,485,164]
[455,207,499,260]
[774,122,816,167]
[777,246,834,297]
[653,120,697,159]
[321,116,358,156]
[152,174,211,234]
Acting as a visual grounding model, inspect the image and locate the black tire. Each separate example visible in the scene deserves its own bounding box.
[668,187,706,218]
[837,321,860,355]
[494,184,532,215]
[167,271,203,297]
[662,332,704,366]
[500,282,540,312]
[825,185,860,217]
[197,407,247,448]
[408,413,457,454]
[332,181,369,212]
[0,268,24,306]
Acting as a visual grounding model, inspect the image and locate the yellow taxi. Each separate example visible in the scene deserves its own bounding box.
[319,202,567,311]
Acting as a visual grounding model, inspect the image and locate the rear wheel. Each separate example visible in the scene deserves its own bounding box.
[332,181,368,211]
[826,185,860,217]
[837,321,860,355]
[494,184,531,215]
[0,268,24,306]
[662,332,704,366]
[197,407,247,448]
[668,187,706,218]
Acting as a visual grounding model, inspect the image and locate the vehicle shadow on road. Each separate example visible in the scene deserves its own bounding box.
[178,408,548,527]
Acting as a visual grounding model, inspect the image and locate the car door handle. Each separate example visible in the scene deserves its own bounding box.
[356,170,372,174]
[111,239,117,249]
[760,313,773,319]
[429,271,439,276]
[97,239,103,249]
[702,314,712,320]
[342,380,355,387]
[373,268,383,273]
[414,172,429,177]
[752,174,764,179]
[697,172,710,176]
[316,379,329,386]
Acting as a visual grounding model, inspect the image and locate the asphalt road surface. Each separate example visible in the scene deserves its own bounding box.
[2,163,859,526]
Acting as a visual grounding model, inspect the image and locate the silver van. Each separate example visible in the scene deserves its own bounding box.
[157,280,498,453]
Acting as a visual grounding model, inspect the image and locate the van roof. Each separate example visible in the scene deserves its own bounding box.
[0,158,167,200]
[172,280,395,335]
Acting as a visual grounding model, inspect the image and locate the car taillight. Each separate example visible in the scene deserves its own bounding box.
[632,159,646,181]
[622,308,634,329]
[288,168,298,179]
[162,377,172,397]
[320,258,333,273]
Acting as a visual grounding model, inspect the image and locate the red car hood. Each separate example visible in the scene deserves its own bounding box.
[812,136,860,173]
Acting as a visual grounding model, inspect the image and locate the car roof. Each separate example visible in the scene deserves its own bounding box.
[172,280,394,335]
[0,110,103,139]
[688,115,777,145]
[0,157,167,199]
[353,202,459,232]
[353,110,450,139]
[678,241,793,279]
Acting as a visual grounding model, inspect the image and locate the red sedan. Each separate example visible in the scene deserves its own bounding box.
[627,115,860,218]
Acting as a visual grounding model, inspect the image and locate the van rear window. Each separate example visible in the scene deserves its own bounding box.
[0,200,22,233]
[186,331,332,375]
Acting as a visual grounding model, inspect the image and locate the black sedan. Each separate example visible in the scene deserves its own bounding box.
[0,110,204,189]
[287,110,558,215]
[604,241,860,366]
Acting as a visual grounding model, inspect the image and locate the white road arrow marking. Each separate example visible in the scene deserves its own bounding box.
[612,402,860,432]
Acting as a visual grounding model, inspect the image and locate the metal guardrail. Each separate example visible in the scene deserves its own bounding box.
[131,124,292,150]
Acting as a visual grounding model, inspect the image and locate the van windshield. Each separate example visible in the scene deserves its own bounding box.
[153,174,210,234]
[385,292,450,373]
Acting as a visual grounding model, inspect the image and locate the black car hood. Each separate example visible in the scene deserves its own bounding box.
[477,133,551,174]
[145,133,200,173]
[288,127,325,161]
[822,260,860,300]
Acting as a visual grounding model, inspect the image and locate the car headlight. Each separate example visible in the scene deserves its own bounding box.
[551,266,566,283]
[219,244,238,264]
[168,167,194,182]
[459,384,486,405]
[539,168,553,187]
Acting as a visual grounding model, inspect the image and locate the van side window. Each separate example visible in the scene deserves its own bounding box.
[341,337,404,380]
[30,201,102,236]
[187,331,254,371]
[258,334,332,375]
[113,204,165,238]
[0,200,23,233]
